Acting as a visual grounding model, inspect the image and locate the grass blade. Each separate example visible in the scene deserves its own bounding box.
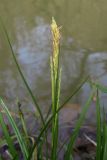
[101,107,106,159]
[64,91,94,160]
[0,18,44,125]
[17,101,30,147]
[0,97,28,160]
[96,89,102,160]
[0,112,18,159]
[103,125,107,160]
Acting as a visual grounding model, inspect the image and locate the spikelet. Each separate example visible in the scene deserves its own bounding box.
[51,17,61,77]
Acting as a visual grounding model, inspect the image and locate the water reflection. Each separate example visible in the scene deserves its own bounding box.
[0,0,107,123]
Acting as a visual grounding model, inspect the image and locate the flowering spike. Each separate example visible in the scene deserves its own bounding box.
[51,17,61,79]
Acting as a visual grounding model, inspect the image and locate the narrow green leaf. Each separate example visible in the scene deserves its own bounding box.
[96,89,101,160]
[0,112,17,159]
[103,125,107,160]
[101,107,106,158]
[64,91,94,160]
[17,101,30,147]
[0,18,44,125]
[0,98,28,160]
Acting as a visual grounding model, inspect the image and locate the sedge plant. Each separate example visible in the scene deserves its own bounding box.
[0,18,107,160]
[0,18,90,160]
[50,17,61,160]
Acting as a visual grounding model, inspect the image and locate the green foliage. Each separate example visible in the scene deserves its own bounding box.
[64,91,94,160]
[50,17,61,160]
[95,89,107,160]
[0,18,107,160]
[0,98,29,159]
[0,110,17,159]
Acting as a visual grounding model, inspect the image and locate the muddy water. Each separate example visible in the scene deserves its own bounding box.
[0,0,107,124]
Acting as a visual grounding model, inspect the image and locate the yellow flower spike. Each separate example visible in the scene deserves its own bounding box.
[51,17,61,79]
[51,17,60,45]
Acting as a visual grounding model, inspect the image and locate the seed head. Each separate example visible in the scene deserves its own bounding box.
[51,17,61,74]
